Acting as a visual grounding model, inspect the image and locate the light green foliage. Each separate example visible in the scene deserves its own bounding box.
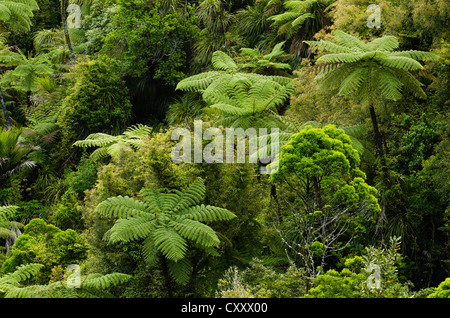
[269,0,335,55]
[428,277,450,298]
[0,0,39,33]
[0,263,131,298]
[306,237,413,297]
[1,218,88,284]
[177,50,294,129]
[305,30,440,105]
[269,125,380,283]
[237,42,292,74]
[94,177,236,285]
[74,124,152,162]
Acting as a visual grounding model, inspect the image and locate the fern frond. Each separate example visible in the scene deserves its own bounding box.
[183,204,236,222]
[377,55,424,71]
[73,133,117,148]
[334,30,366,51]
[211,103,251,116]
[168,258,191,285]
[171,218,220,248]
[211,51,238,72]
[94,196,150,219]
[304,40,356,53]
[109,216,155,243]
[391,50,440,61]
[366,36,399,51]
[171,177,206,213]
[153,225,187,262]
[82,273,132,290]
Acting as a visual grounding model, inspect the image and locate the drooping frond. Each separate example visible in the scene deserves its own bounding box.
[333,30,366,51]
[168,257,191,285]
[176,71,221,92]
[376,68,404,101]
[94,178,236,285]
[94,196,150,219]
[366,36,399,51]
[338,67,369,95]
[391,50,440,61]
[170,218,220,248]
[316,52,365,64]
[73,124,151,162]
[152,225,187,262]
[304,40,356,53]
[376,55,424,71]
[211,51,238,72]
[171,177,206,213]
[182,204,237,222]
[81,273,132,290]
[109,216,155,243]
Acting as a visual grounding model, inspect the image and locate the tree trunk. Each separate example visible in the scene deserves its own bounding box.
[0,85,12,130]
[160,255,174,297]
[26,91,32,109]
[369,104,384,159]
[369,104,389,178]
[62,1,76,62]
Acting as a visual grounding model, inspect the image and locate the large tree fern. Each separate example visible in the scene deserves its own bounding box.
[305,31,439,164]
[176,50,294,130]
[94,177,236,295]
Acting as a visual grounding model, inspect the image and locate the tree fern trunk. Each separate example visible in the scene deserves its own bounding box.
[0,85,12,130]
[160,255,174,297]
[61,0,76,61]
[369,104,384,159]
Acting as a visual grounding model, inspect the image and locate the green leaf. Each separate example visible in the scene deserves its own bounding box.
[153,225,187,262]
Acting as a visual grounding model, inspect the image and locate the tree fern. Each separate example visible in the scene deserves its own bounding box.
[0,263,132,298]
[176,50,294,130]
[73,124,152,162]
[305,31,440,160]
[268,0,335,56]
[0,0,39,33]
[94,177,236,287]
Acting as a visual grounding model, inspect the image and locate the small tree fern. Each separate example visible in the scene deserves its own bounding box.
[94,177,236,296]
[73,124,152,162]
[0,263,132,298]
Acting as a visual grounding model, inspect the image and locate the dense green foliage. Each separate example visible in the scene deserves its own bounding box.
[0,0,448,299]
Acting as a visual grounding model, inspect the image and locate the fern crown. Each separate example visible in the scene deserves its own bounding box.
[94,177,236,284]
[305,31,440,103]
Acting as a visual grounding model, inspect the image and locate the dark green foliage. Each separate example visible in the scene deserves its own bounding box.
[101,0,200,86]
[0,0,447,299]
[59,56,132,136]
